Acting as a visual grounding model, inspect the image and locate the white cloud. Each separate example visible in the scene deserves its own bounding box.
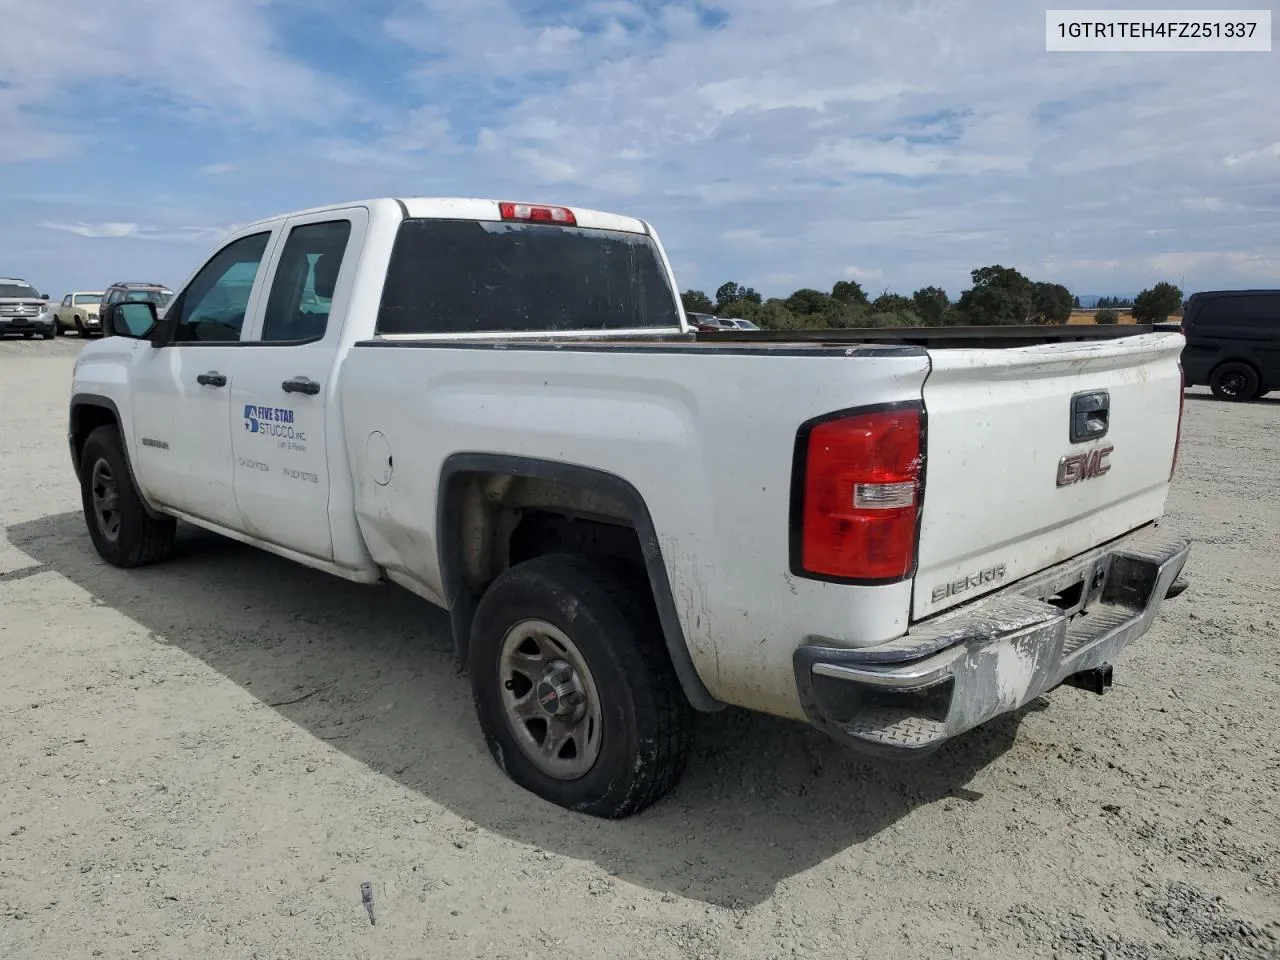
[0,0,356,159]
[516,149,578,183]
[699,77,914,115]
[1224,142,1280,167]
[796,136,1027,177]
[720,228,776,248]
[1149,250,1280,279]
[843,265,884,282]
[40,222,140,239]
[40,221,227,243]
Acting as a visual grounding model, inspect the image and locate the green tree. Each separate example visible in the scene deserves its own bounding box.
[750,300,805,330]
[1073,295,1081,309]
[1031,282,1074,324]
[872,292,914,314]
[831,279,869,307]
[1095,308,1120,325]
[956,265,1035,325]
[714,281,761,314]
[784,288,834,317]
[681,290,713,314]
[864,309,921,328]
[911,286,950,326]
[714,282,743,310]
[1131,282,1183,323]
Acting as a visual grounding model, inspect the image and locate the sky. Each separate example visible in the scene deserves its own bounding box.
[1,0,1277,302]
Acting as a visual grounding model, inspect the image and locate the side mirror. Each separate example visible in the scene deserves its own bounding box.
[40,293,49,301]
[106,301,159,339]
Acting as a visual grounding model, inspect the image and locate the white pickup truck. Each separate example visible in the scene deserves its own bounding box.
[69,197,1191,818]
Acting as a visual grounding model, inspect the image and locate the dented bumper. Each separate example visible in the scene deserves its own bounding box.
[794,524,1191,755]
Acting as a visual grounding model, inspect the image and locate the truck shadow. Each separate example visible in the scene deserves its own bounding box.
[9,512,1034,908]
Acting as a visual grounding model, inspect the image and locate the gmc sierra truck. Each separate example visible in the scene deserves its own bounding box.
[69,197,1190,818]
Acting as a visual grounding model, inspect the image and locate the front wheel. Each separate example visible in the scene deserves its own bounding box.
[469,553,694,818]
[42,328,55,340]
[79,425,176,567]
[1209,361,1260,401]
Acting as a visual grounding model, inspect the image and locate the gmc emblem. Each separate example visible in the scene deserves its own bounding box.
[1057,444,1113,487]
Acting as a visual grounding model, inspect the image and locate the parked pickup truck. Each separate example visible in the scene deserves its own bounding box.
[69,197,1191,818]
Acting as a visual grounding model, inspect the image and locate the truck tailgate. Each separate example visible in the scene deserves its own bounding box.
[913,331,1184,621]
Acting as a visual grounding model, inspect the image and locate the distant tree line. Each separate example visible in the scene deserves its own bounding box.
[681,268,1183,330]
[1094,296,1134,309]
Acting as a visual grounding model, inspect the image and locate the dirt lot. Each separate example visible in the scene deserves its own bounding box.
[1,336,1277,960]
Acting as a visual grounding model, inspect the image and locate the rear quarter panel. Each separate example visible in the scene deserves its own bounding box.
[339,342,930,720]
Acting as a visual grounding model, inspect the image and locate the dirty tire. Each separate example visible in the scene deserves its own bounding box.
[1209,361,1260,401]
[79,425,176,567]
[42,328,55,340]
[469,553,694,818]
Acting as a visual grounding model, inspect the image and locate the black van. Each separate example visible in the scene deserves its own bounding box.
[1180,289,1280,401]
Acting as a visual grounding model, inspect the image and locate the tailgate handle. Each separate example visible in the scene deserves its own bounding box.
[1070,391,1109,443]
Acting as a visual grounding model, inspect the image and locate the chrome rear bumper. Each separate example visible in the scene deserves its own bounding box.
[794,524,1191,755]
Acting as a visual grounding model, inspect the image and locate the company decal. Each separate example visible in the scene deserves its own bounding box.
[283,467,319,484]
[238,457,269,472]
[243,404,308,452]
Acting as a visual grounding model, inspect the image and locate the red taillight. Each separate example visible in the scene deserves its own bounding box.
[498,201,576,225]
[793,405,924,582]
[1171,364,1185,478]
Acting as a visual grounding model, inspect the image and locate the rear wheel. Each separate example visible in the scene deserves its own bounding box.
[469,553,694,818]
[79,425,176,567]
[1209,361,1260,401]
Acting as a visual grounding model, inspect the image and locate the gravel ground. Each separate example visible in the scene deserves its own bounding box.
[1,336,1277,960]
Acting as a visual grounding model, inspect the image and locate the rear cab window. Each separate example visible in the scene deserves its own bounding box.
[375,219,680,335]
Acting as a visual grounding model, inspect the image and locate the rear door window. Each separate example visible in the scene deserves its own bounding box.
[1238,294,1280,328]
[376,219,680,335]
[1194,294,1280,328]
[260,219,352,342]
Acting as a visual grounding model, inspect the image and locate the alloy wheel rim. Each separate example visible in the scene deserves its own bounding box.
[1221,371,1247,397]
[90,458,122,541]
[497,619,603,780]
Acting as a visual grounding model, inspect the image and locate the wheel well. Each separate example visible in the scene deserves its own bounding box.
[449,472,645,592]
[1210,358,1261,378]
[70,402,119,472]
[437,458,722,712]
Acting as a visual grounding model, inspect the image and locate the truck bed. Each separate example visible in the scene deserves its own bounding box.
[695,323,1171,349]
[370,324,1169,352]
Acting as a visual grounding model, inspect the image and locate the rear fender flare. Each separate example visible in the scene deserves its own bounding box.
[436,452,722,712]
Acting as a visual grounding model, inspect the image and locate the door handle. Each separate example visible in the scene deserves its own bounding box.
[282,376,321,396]
[196,371,227,387]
